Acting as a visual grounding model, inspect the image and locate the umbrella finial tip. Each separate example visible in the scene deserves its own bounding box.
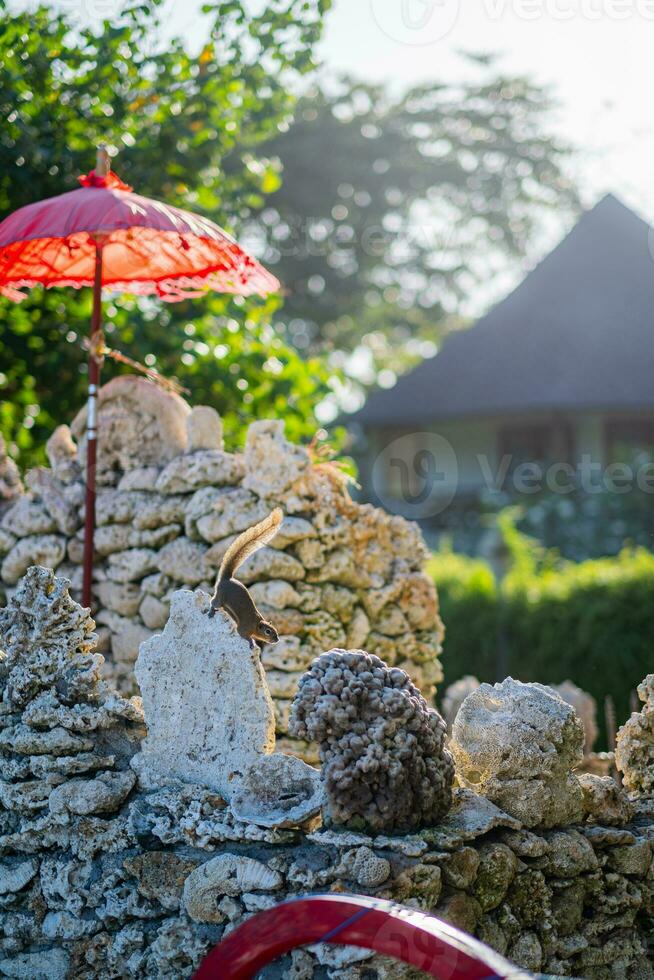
[96,144,110,177]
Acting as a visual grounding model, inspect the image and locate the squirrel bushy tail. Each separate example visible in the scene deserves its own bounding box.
[218,507,283,582]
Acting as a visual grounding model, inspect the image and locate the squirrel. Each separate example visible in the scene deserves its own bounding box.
[208,507,283,649]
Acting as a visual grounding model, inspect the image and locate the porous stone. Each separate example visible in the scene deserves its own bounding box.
[579,773,634,827]
[48,771,136,816]
[132,590,275,797]
[46,425,80,484]
[543,829,599,877]
[25,469,81,536]
[0,859,38,894]
[230,753,324,828]
[451,678,585,829]
[0,949,69,980]
[440,846,480,890]
[440,675,480,730]
[0,434,23,512]
[0,379,445,756]
[186,405,224,451]
[182,853,282,922]
[344,847,391,888]
[95,581,142,617]
[616,674,654,796]
[139,594,169,630]
[605,839,652,876]
[290,649,453,833]
[123,851,199,910]
[106,549,158,583]
[156,450,244,494]
[0,566,102,707]
[71,376,190,483]
[156,537,208,585]
[1,496,57,536]
[551,679,598,755]
[243,419,310,497]
[1,535,66,584]
[472,842,519,911]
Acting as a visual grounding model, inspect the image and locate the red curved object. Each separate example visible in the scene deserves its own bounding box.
[0,170,279,301]
[193,894,531,980]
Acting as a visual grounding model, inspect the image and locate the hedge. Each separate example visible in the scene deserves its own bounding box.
[428,542,654,748]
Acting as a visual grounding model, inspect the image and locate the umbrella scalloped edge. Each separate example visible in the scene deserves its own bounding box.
[0,267,280,302]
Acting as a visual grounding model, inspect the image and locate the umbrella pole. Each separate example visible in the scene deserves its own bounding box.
[81,242,103,609]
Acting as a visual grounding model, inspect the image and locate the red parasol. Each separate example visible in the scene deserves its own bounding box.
[0,147,280,608]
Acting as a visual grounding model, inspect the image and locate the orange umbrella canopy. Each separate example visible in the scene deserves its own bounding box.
[0,168,280,301]
[0,155,280,610]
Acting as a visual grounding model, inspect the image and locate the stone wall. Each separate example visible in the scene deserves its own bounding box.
[0,568,653,980]
[0,377,444,760]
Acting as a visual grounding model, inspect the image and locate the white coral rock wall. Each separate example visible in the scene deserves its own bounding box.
[0,377,444,759]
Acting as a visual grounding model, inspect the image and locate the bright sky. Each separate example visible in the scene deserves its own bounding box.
[35,0,654,267]
[140,0,654,225]
[320,0,654,225]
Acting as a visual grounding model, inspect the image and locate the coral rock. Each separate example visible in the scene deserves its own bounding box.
[578,773,634,826]
[48,771,136,816]
[132,589,275,797]
[451,678,585,829]
[243,420,310,497]
[2,536,66,585]
[290,649,453,833]
[186,405,224,452]
[71,376,190,484]
[182,853,282,922]
[616,674,654,795]
[155,450,244,494]
[551,679,598,755]
[440,675,480,730]
[230,753,324,828]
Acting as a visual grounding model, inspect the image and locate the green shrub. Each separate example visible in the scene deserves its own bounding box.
[504,548,654,740]
[429,526,654,747]
[426,548,499,685]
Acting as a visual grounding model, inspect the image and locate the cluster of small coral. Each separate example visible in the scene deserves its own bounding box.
[290,649,454,832]
[0,568,653,979]
[0,377,444,759]
[616,675,654,797]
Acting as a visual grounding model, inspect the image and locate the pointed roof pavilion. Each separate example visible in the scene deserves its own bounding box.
[355,195,654,426]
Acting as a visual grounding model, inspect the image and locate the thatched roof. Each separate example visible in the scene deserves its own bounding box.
[354,195,654,426]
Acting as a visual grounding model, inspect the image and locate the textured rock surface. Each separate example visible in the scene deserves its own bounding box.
[441,674,480,730]
[451,678,585,829]
[0,433,23,516]
[132,590,275,797]
[579,773,635,827]
[229,753,324,828]
[71,376,190,482]
[616,674,654,796]
[552,679,599,756]
[0,378,444,754]
[1,569,654,979]
[290,649,454,832]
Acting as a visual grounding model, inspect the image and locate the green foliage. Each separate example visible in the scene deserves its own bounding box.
[0,0,334,466]
[254,68,580,383]
[429,516,654,746]
[516,481,654,561]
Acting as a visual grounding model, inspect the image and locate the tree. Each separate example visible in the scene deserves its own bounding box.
[0,0,334,465]
[253,66,580,393]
